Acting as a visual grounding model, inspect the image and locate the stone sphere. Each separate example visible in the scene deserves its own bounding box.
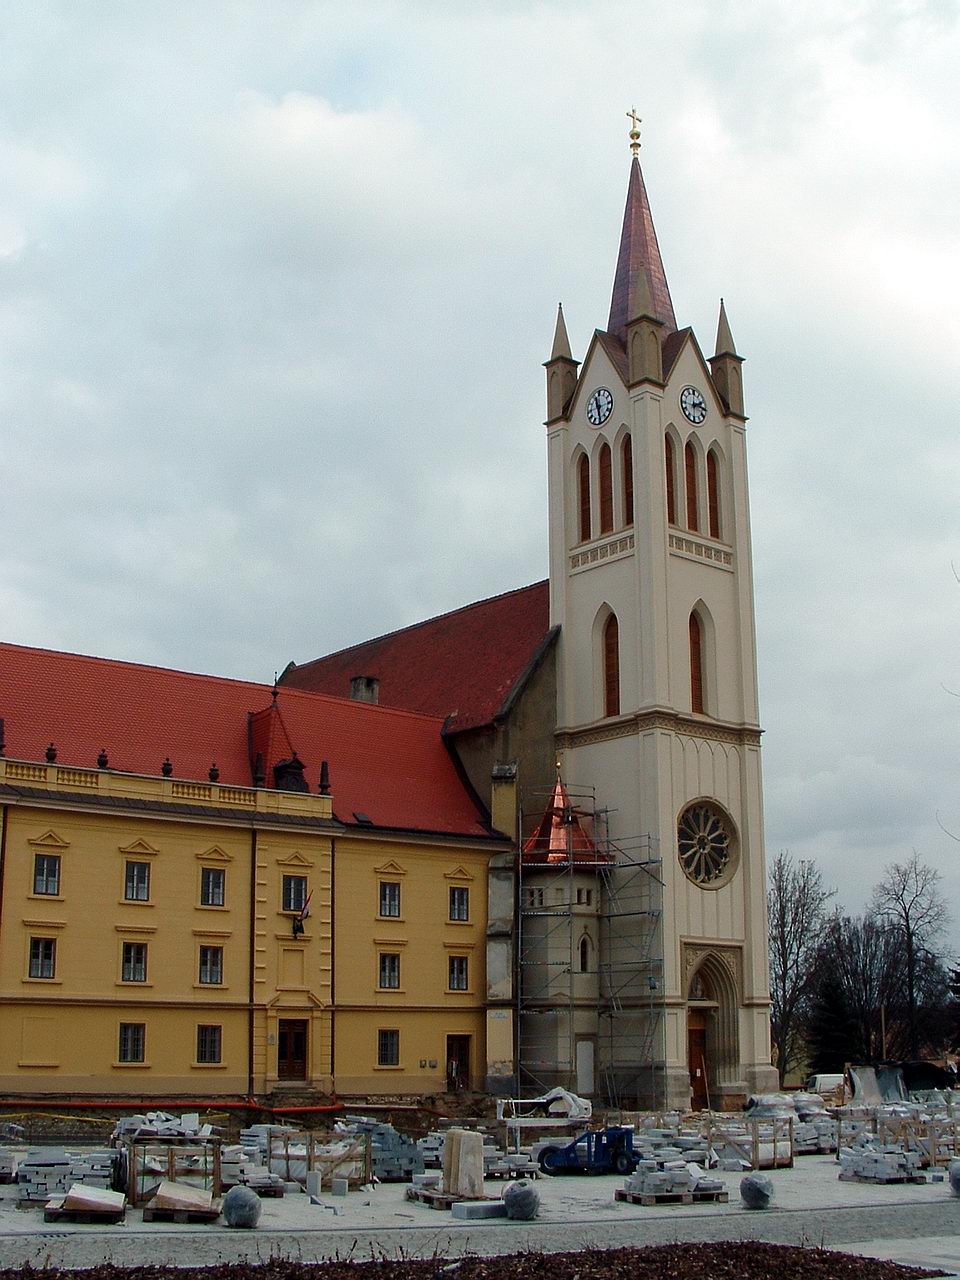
[502,1178,540,1220]
[222,1184,262,1228]
[949,1161,960,1197]
[740,1172,774,1210]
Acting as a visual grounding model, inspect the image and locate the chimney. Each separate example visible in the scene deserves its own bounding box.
[350,675,380,704]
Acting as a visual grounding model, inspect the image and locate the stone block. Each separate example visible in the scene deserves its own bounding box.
[451,1199,508,1219]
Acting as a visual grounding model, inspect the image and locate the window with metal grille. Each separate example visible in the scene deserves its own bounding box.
[200,866,225,907]
[379,880,400,917]
[121,941,147,982]
[448,955,468,991]
[685,441,699,531]
[664,435,676,524]
[378,952,400,989]
[449,886,469,921]
[282,874,307,913]
[124,860,150,901]
[197,1024,222,1064]
[603,613,620,717]
[29,937,56,979]
[33,854,60,896]
[622,434,634,526]
[198,945,223,985]
[598,443,613,534]
[118,1022,145,1063]
[578,454,591,542]
[689,612,704,714]
[707,449,721,539]
[378,1028,399,1067]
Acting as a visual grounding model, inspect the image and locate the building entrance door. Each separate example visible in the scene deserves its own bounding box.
[687,1008,709,1109]
[446,1034,471,1091]
[278,1019,308,1080]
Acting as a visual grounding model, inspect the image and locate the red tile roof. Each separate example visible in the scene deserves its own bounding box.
[0,642,494,838]
[280,581,553,734]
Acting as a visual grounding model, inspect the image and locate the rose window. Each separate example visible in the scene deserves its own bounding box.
[678,804,733,885]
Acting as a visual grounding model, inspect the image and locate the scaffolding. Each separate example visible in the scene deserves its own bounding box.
[516,780,665,1110]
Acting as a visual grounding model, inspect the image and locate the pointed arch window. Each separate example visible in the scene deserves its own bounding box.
[707,450,721,540]
[598,444,613,535]
[603,613,620,718]
[622,434,634,526]
[664,436,676,525]
[689,612,704,714]
[685,442,699,532]
[578,454,591,543]
[579,935,590,974]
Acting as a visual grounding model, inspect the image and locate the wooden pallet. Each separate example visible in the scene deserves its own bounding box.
[405,1186,464,1210]
[142,1204,222,1223]
[615,1188,729,1206]
[43,1199,125,1225]
[485,1165,540,1180]
[839,1172,926,1186]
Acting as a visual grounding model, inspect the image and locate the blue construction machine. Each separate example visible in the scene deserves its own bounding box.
[536,1125,639,1175]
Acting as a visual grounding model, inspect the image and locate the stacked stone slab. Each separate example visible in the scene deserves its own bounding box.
[220,1144,285,1194]
[111,1111,215,1143]
[341,1118,422,1181]
[0,1150,14,1182]
[622,1159,723,1198]
[418,1129,506,1174]
[16,1149,74,1203]
[838,1141,925,1183]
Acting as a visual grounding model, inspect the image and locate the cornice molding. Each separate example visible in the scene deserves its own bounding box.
[556,709,762,751]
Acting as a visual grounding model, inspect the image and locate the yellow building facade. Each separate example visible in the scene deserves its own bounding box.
[0,753,501,1098]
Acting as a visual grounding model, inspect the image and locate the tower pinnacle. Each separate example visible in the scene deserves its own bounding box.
[607,149,676,341]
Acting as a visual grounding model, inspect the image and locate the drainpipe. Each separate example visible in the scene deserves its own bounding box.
[248,826,257,1098]
[0,802,8,940]
[329,836,336,1085]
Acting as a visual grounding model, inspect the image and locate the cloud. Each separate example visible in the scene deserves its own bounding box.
[1,0,959,935]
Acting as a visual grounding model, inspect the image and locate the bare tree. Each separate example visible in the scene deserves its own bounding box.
[767,851,834,1084]
[872,852,949,1058]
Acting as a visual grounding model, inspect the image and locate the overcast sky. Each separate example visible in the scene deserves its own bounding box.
[2,0,958,941]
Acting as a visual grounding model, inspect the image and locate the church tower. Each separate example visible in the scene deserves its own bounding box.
[545,120,778,1108]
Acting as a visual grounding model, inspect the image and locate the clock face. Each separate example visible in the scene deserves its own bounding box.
[680,385,707,425]
[586,387,614,426]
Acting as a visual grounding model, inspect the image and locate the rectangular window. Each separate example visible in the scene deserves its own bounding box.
[124,860,150,901]
[121,941,147,983]
[378,952,400,989]
[377,1028,399,1067]
[29,937,56,979]
[282,874,307,913]
[118,1022,145,1063]
[449,886,469,922]
[198,945,224,985]
[448,955,468,991]
[197,1024,222,1064]
[33,853,61,896]
[576,888,593,906]
[379,881,400,917]
[523,887,544,908]
[200,866,225,907]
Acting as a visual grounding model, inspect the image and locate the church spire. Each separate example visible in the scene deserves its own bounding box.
[714,296,738,357]
[550,302,573,360]
[607,146,676,342]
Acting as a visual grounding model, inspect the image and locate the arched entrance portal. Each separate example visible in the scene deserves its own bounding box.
[686,954,740,1110]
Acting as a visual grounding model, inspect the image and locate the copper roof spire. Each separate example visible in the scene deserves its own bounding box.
[607,117,676,342]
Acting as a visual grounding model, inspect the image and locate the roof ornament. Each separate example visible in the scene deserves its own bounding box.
[45,742,57,763]
[162,757,173,777]
[97,748,108,769]
[209,762,220,782]
[319,759,331,796]
[627,106,641,157]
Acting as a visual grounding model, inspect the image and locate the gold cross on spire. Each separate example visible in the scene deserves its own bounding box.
[627,107,641,157]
